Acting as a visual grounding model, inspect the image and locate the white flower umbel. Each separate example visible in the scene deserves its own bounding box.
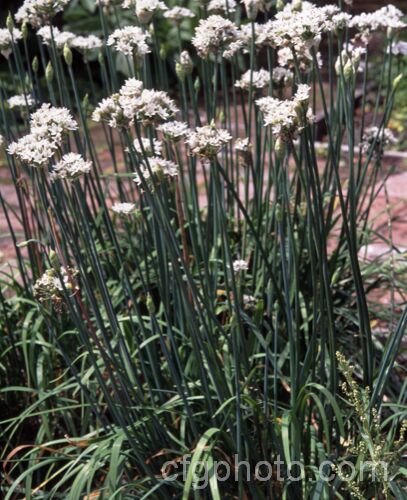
[92,95,131,129]
[33,266,78,306]
[107,26,150,59]
[71,35,102,57]
[8,134,58,168]
[50,153,92,181]
[37,26,76,50]
[134,157,178,187]
[257,84,313,142]
[361,127,397,158]
[129,89,178,125]
[30,103,78,142]
[242,0,272,20]
[235,137,251,153]
[15,0,71,28]
[232,259,249,273]
[0,28,22,59]
[272,66,294,87]
[123,0,168,24]
[192,15,242,59]
[130,137,162,157]
[93,79,144,129]
[8,94,34,109]
[235,68,270,91]
[164,7,195,23]
[391,41,407,56]
[158,121,189,142]
[186,123,232,158]
[351,5,406,33]
[208,0,237,15]
[111,202,136,215]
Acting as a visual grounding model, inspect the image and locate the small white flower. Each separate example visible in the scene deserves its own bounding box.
[30,103,78,142]
[186,123,232,158]
[15,0,71,28]
[391,41,407,56]
[164,7,195,22]
[361,127,397,157]
[8,94,34,109]
[272,66,294,87]
[208,0,237,15]
[92,95,130,129]
[232,259,248,273]
[130,89,178,125]
[158,121,189,142]
[50,153,91,181]
[235,137,251,153]
[37,26,76,50]
[242,0,272,20]
[71,35,103,54]
[123,0,168,24]
[0,28,23,59]
[8,134,58,167]
[134,157,178,186]
[111,202,136,215]
[235,68,270,91]
[130,137,162,156]
[107,26,150,58]
[192,15,241,59]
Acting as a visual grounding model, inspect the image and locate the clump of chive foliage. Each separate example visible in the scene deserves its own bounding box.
[0,0,406,498]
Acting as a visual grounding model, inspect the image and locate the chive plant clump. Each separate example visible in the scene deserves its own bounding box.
[0,0,406,498]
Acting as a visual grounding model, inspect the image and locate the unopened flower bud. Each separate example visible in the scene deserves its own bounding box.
[343,59,354,81]
[22,22,28,40]
[159,45,167,61]
[82,93,89,111]
[194,76,201,94]
[146,293,155,314]
[98,51,104,65]
[393,73,403,90]
[275,137,285,159]
[293,0,302,12]
[49,249,59,268]
[276,0,285,11]
[32,56,39,73]
[63,43,73,66]
[6,12,14,33]
[46,62,54,82]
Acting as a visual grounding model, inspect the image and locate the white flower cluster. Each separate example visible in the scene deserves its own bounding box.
[50,153,91,181]
[123,0,168,24]
[37,26,76,50]
[93,78,177,128]
[111,202,136,215]
[351,5,406,33]
[391,41,407,56]
[0,28,22,59]
[361,127,397,157]
[235,68,270,91]
[71,35,103,56]
[256,84,313,141]
[8,104,78,167]
[8,94,34,109]
[15,0,71,28]
[131,137,163,156]
[186,123,232,158]
[164,7,195,23]
[232,259,248,273]
[33,266,78,308]
[158,121,189,142]
[134,157,178,187]
[192,15,241,59]
[208,0,237,15]
[107,26,150,59]
[242,0,272,20]
[272,66,294,87]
